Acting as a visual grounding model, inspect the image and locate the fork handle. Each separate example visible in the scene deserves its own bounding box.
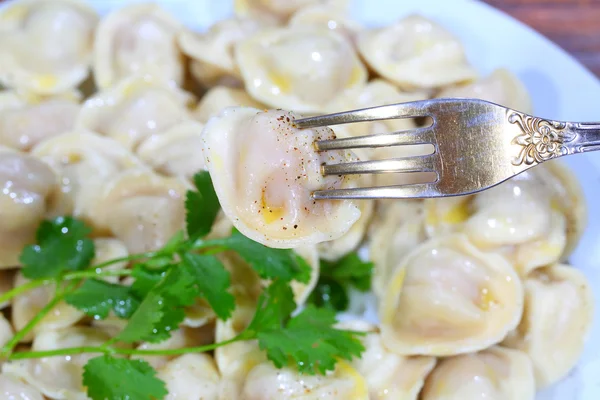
[507,112,600,166]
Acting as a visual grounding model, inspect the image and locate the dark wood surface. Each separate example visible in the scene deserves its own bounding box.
[485,0,600,77]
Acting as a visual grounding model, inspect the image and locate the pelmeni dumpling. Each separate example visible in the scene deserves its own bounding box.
[288,5,362,45]
[136,120,207,180]
[76,75,193,150]
[0,270,15,309]
[178,18,264,88]
[289,245,320,305]
[339,320,436,400]
[436,68,532,113]
[193,86,264,124]
[0,373,44,400]
[502,265,593,388]
[3,327,129,400]
[157,354,220,400]
[0,91,79,151]
[358,15,477,90]
[94,169,189,253]
[31,131,147,233]
[0,0,98,94]
[235,27,367,113]
[203,107,361,248]
[93,4,184,89]
[92,238,129,284]
[0,314,13,348]
[368,200,426,298]
[240,361,368,400]
[421,346,535,400]
[234,0,348,23]
[380,234,523,356]
[0,148,59,268]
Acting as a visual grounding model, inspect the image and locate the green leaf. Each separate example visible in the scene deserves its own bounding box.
[65,279,140,320]
[130,265,167,299]
[83,355,167,400]
[246,279,296,334]
[321,252,373,292]
[118,267,197,343]
[185,171,221,239]
[181,253,235,320]
[256,305,365,375]
[307,277,349,311]
[212,230,311,283]
[20,216,95,279]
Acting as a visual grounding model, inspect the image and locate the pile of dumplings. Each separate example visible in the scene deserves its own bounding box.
[0,0,593,399]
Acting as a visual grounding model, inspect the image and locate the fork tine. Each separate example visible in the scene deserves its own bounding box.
[313,183,439,200]
[316,127,434,151]
[323,155,436,175]
[294,100,433,129]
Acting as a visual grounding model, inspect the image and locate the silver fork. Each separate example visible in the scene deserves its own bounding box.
[294,98,600,199]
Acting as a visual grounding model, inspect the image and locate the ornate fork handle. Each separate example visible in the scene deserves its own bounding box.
[508,111,600,166]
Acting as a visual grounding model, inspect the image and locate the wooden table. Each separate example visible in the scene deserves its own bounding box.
[485,0,600,78]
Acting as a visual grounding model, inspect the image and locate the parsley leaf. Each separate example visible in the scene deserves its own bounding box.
[20,216,95,279]
[65,279,140,319]
[181,253,235,320]
[83,355,167,400]
[185,171,221,239]
[118,267,197,343]
[321,252,373,291]
[256,305,365,375]
[211,230,311,283]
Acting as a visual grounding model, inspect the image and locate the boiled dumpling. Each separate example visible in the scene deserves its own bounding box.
[240,361,368,400]
[91,238,129,284]
[358,15,477,90]
[0,0,98,94]
[0,314,13,348]
[0,148,59,268]
[0,270,15,309]
[31,131,147,234]
[76,75,193,150]
[93,3,184,89]
[288,5,362,45]
[235,27,367,113]
[289,245,320,305]
[178,18,264,88]
[136,120,207,180]
[94,169,189,253]
[421,346,535,400]
[502,265,593,388]
[436,68,532,114]
[193,86,264,124]
[3,326,129,400]
[157,354,220,400]
[339,320,436,400]
[368,200,426,298]
[234,0,348,23]
[0,373,44,400]
[0,90,79,151]
[202,107,361,248]
[380,234,523,356]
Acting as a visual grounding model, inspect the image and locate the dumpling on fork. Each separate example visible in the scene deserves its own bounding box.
[202,107,361,248]
[0,0,98,95]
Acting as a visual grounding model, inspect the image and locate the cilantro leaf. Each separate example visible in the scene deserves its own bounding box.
[211,230,311,283]
[307,277,349,311]
[321,252,373,292]
[181,253,235,320]
[65,279,140,319]
[130,264,167,299]
[83,355,167,400]
[256,305,365,375]
[118,267,197,343]
[246,279,296,334]
[185,171,221,239]
[20,216,95,279]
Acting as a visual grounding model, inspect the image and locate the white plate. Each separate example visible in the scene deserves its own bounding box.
[8,0,600,398]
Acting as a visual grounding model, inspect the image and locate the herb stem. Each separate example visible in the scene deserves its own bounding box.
[63,269,133,281]
[8,336,243,360]
[0,279,50,306]
[90,252,157,270]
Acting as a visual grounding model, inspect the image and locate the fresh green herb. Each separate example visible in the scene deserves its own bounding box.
[65,279,140,319]
[83,355,168,400]
[1,171,366,400]
[309,252,373,311]
[20,216,95,280]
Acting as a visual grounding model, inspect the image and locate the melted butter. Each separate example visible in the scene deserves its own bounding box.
[442,201,470,224]
[234,0,249,14]
[347,66,364,86]
[335,360,369,400]
[267,70,292,94]
[381,268,407,323]
[478,287,496,311]
[1,5,27,21]
[35,75,58,91]
[550,198,562,211]
[261,191,285,224]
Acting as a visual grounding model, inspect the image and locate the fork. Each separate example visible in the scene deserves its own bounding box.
[294,98,600,199]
